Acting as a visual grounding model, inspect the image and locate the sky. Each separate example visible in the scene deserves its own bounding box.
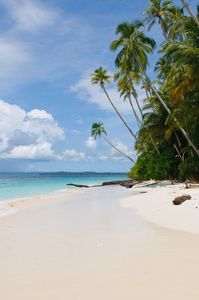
[0,0,197,172]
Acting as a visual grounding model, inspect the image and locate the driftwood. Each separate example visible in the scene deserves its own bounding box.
[67,183,90,188]
[185,183,199,189]
[66,180,138,188]
[120,183,135,188]
[185,180,199,189]
[142,181,159,187]
[188,184,199,188]
[102,180,136,186]
[173,195,191,205]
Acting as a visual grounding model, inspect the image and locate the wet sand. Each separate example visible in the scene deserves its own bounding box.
[1,185,199,299]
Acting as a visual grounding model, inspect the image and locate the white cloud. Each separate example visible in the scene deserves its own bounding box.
[85,137,97,149]
[109,140,135,161]
[70,70,147,115]
[0,99,65,160]
[62,149,86,162]
[1,0,58,32]
[98,154,108,161]
[0,134,9,151]
[0,38,31,82]
[27,109,54,121]
[1,142,61,160]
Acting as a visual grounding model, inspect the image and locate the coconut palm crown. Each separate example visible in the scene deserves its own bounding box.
[110,20,156,71]
[91,122,136,164]
[91,67,111,88]
[91,122,107,139]
[142,0,173,40]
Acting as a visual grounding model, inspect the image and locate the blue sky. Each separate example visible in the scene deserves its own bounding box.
[0,0,197,172]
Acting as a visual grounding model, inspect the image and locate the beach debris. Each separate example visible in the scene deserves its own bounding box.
[185,180,199,189]
[172,194,191,205]
[120,182,135,188]
[66,180,138,188]
[66,183,90,188]
[102,180,137,186]
[186,184,199,189]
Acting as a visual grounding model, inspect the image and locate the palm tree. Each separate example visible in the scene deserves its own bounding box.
[162,14,199,103]
[116,70,161,155]
[110,20,199,156]
[117,78,142,129]
[91,67,148,153]
[167,5,185,41]
[142,0,173,41]
[180,0,199,27]
[91,122,136,163]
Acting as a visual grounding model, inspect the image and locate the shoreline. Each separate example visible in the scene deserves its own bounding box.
[1,183,199,299]
[121,181,199,234]
[1,180,199,235]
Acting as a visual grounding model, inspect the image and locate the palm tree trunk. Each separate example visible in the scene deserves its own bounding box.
[102,133,136,164]
[130,81,161,156]
[174,129,182,148]
[173,144,184,161]
[180,0,199,27]
[133,51,199,157]
[127,94,142,129]
[102,85,148,153]
[143,84,150,99]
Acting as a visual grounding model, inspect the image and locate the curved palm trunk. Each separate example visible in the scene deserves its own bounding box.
[130,81,161,156]
[101,133,136,164]
[142,78,156,113]
[127,94,142,129]
[133,51,199,157]
[180,0,199,27]
[102,85,148,153]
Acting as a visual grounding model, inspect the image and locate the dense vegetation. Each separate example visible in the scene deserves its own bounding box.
[91,1,199,181]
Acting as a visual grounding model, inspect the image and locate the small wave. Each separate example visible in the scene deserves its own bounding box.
[0,203,18,217]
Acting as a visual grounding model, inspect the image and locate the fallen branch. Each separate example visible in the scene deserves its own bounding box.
[66,183,90,188]
[187,184,199,189]
[185,180,199,189]
[66,180,138,188]
[102,180,136,186]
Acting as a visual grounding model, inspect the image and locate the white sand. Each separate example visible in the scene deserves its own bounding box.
[1,183,199,299]
[121,181,199,234]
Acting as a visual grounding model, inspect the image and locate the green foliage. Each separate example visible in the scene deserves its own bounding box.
[178,156,199,181]
[128,145,180,180]
[93,1,199,181]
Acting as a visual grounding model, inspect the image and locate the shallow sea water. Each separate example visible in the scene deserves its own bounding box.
[0,172,128,202]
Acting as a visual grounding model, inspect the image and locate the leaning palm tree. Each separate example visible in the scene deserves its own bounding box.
[117,78,142,129]
[142,0,173,41]
[91,67,148,153]
[91,122,136,163]
[110,20,199,156]
[116,71,161,155]
[180,0,199,27]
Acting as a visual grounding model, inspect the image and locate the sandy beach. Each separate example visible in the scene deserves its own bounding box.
[1,182,199,299]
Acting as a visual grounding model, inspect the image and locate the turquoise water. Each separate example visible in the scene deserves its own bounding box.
[0,172,129,202]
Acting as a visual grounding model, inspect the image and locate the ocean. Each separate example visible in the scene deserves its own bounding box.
[0,172,129,203]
